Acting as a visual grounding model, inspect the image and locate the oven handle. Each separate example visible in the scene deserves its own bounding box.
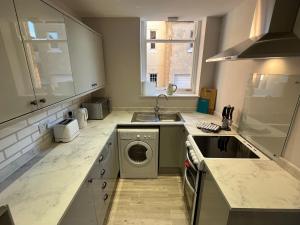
[185,141,198,171]
[184,170,196,193]
[186,152,197,171]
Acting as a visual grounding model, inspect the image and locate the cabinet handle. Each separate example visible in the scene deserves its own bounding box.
[87,178,93,183]
[102,181,107,189]
[39,98,47,103]
[30,100,38,106]
[103,194,108,201]
[99,154,104,162]
[91,83,98,87]
[100,169,106,176]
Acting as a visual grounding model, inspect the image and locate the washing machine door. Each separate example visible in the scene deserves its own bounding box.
[125,141,153,166]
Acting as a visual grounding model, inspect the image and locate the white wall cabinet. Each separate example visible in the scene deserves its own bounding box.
[13,0,75,108]
[0,0,37,123]
[60,131,119,225]
[0,0,105,124]
[65,16,105,95]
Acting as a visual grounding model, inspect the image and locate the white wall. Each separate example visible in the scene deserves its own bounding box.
[214,0,300,168]
[83,17,201,111]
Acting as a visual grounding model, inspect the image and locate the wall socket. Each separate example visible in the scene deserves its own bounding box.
[38,122,48,134]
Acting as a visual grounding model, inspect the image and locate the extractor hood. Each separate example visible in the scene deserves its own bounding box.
[206,0,300,62]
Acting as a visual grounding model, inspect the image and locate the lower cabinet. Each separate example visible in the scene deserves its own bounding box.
[195,168,300,225]
[60,131,119,225]
[159,125,186,173]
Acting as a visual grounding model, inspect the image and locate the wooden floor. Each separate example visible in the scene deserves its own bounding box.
[106,176,189,225]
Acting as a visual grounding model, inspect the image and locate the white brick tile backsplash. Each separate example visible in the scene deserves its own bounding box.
[47,114,57,124]
[56,108,68,119]
[27,112,47,125]
[0,152,23,170]
[4,136,32,158]
[62,101,72,109]
[0,152,5,163]
[17,124,39,140]
[0,94,91,182]
[0,120,27,139]
[31,131,42,142]
[0,134,17,151]
[48,105,62,116]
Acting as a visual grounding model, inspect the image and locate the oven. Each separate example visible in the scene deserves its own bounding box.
[183,139,203,225]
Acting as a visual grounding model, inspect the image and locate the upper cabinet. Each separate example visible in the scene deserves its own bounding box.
[0,0,37,123]
[65,17,105,95]
[14,0,75,107]
[0,0,105,124]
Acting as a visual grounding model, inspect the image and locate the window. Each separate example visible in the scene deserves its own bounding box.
[148,73,157,86]
[150,30,156,49]
[174,74,192,89]
[141,21,200,95]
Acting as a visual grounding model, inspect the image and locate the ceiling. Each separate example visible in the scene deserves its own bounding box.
[55,0,243,20]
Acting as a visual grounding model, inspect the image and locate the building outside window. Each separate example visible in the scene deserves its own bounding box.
[148,73,158,86]
[141,21,200,95]
[150,30,156,49]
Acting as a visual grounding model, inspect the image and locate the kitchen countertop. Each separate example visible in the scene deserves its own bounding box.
[0,111,299,225]
[205,159,300,210]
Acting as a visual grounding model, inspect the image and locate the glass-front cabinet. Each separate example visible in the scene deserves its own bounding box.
[0,0,37,123]
[65,16,105,95]
[14,0,75,107]
[0,0,105,124]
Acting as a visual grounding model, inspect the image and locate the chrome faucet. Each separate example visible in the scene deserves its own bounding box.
[154,94,168,116]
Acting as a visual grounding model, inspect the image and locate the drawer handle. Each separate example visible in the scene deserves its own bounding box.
[39,98,47,103]
[30,100,38,106]
[100,169,105,176]
[103,194,108,201]
[102,181,107,189]
[99,155,104,162]
[91,83,98,87]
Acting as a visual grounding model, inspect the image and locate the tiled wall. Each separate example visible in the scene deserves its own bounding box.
[0,94,91,183]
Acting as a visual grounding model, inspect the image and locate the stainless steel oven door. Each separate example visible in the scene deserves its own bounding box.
[183,159,199,224]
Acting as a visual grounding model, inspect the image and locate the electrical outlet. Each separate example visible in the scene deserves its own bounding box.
[38,122,48,134]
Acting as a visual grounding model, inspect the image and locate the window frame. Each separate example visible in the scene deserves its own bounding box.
[140,20,201,96]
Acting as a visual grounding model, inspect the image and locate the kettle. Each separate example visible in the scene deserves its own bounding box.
[74,108,88,129]
[167,83,177,95]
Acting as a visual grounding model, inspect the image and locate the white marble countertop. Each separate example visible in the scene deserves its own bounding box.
[205,159,300,210]
[0,111,299,225]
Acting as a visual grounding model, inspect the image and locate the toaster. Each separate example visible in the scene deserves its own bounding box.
[82,97,111,120]
[53,119,80,143]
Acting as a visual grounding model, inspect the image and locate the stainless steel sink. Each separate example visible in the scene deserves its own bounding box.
[131,112,184,122]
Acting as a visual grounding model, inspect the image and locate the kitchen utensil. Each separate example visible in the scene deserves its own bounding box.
[82,98,111,120]
[53,119,80,143]
[197,122,221,133]
[221,105,234,131]
[196,98,209,114]
[74,107,88,129]
[167,83,177,95]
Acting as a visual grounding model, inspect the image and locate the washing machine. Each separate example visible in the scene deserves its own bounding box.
[118,128,159,178]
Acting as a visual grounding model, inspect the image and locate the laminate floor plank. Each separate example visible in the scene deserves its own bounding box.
[106,176,189,225]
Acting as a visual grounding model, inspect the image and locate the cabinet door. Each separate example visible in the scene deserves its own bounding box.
[159,125,185,170]
[0,0,37,123]
[14,0,75,107]
[196,170,229,225]
[65,17,105,95]
[59,175,98,225]
[95,34,105,89]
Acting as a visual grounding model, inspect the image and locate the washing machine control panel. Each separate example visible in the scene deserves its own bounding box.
[118,129,159,140]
